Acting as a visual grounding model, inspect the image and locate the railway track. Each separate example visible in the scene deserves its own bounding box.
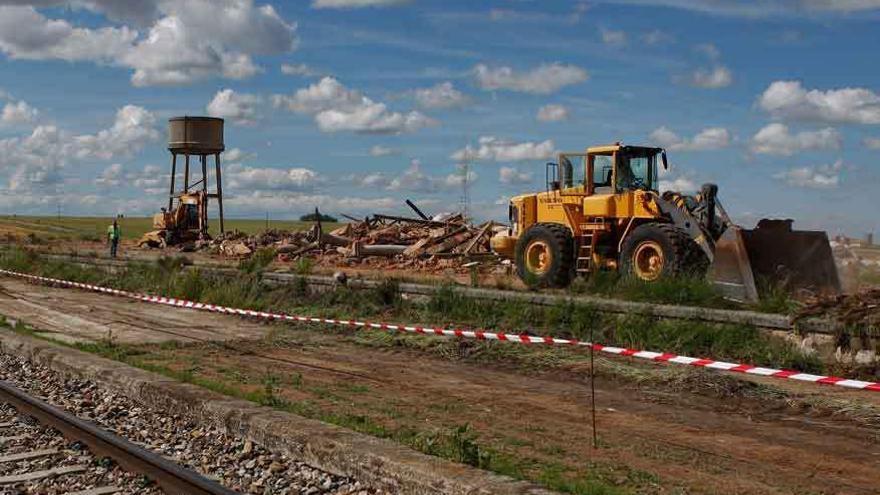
[0,380,238,495]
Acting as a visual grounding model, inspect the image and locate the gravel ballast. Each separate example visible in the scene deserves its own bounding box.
[0,352,375,495]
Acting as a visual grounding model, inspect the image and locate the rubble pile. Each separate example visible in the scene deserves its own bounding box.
[795,289,880,330]
[209,211,506,273]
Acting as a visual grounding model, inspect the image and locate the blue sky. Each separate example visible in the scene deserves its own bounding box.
[0,0,878,237]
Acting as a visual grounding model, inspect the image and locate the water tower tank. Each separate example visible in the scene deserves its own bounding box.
[168,116,224,154]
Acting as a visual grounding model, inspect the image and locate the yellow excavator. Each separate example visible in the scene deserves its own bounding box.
[491,143,840,301]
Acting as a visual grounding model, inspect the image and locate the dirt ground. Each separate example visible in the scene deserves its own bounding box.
[1,278,879,494]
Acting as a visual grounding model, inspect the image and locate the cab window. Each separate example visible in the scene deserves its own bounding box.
[616,152,658,192]
[592,154,613,193]
[559,154,586,188]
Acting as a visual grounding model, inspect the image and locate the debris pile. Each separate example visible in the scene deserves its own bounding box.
[208,207,505,273]
[794,289,880,330]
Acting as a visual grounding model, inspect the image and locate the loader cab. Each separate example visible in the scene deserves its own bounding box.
[552,145,665,197]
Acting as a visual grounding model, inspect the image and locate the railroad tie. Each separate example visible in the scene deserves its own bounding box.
[0,465,87,484]
[0,448,58,463]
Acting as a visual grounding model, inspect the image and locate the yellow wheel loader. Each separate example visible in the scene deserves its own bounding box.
[491,143,840,302]
[137,191,209,248]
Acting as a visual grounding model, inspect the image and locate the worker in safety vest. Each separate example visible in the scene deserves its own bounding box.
[107,219,121,258]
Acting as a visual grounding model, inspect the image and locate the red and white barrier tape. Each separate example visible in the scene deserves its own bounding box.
[2,268,878,393]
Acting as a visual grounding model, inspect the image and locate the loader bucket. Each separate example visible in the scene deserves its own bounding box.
[709,226,759,302]
[709,219,841,302]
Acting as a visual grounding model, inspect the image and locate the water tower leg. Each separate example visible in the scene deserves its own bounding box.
[215,153,224,234]
[184,154,190,192]
[168,153,177,211]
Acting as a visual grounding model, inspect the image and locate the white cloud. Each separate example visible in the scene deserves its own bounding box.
[583,1,880,16]
[0,105,158,192]
[312,0,409,8]
[413,82,468,109]
[687,65,732,88]
[774,159,844,189]
[272,77,436,134]
[642,29,674,45]
[227,164,320,191]
[499,166,534,185]
[659,175,698,193]
[369,145,399,157]
[95,163,123,186]
[649,126,731,151]
[280,63,316,76]
[222,147,256,163]
[536,104,569,122]
[863,137,880,149]
[1,100,38,125]
[70,105,159,161]
[227,190,398,217]
[0,1,298,87]
[757,80,880,125]
[750,123,841,156]
[452,136,556,162]
[474,63,588,94]
[0,5,137,62]
[206,89,261,125]
[600,28,627,46]
[348,160,472,192]
[694,43,721,60]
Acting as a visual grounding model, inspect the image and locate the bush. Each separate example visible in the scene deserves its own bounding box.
[299,212,337,223]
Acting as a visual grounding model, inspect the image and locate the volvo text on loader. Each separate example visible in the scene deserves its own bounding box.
[490,143,840,302]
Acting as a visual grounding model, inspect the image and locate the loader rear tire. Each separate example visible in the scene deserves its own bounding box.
[620,223,693,282]
[515,223,574,288]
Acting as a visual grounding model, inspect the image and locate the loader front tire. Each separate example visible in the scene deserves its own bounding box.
[515,223,574,288]
[620,223,692,282]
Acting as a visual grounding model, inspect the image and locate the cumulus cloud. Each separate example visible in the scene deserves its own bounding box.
[206,89,261,125]
[581,0,880,16]
[473,63,588,94]
[659,175,698,193]
[536,104,569,122]
[71,105,159,161]
[750,123,841,156]
[413,82,468,109]
[226,164,320,191]
[600,28,627,46]
[1,100,38,125]
[0,105,158,192]
[272,77,436,134]
[757,80,880,124]
[280,63,316,76]
[863,137,880,149]
[687,65,732,88]
[227,190,398,217]
[95,163,123,186]
[499,166,533,185]
[312,0,409,8]
[0,1,298,87]
[222,147,256,164]
[642,29,674,45]
[649,126,731,151]
[349,160,473,192]
[369,145,399,157]
[0,5,137,62]
[774,159,844,189]
[452,136,555,162]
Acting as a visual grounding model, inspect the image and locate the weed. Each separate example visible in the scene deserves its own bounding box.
[294,257,314,275]
[240,248,276,274]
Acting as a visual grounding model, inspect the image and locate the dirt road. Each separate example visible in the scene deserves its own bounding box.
[1,277,878,494]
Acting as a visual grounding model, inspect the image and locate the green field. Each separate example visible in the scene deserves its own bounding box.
[0,215,326,242]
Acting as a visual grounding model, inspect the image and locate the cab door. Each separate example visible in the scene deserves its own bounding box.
[582,152,617,217]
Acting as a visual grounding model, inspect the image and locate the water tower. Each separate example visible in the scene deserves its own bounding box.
[167,116,225,235]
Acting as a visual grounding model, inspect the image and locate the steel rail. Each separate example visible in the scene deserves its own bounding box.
[0,380,239,495]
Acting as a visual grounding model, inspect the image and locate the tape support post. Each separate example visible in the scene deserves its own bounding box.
[2,268,878,393]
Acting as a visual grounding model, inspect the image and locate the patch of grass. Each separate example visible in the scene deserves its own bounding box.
[240,248,276,275]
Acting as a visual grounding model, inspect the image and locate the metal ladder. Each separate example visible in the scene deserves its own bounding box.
[576,232,596,274]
